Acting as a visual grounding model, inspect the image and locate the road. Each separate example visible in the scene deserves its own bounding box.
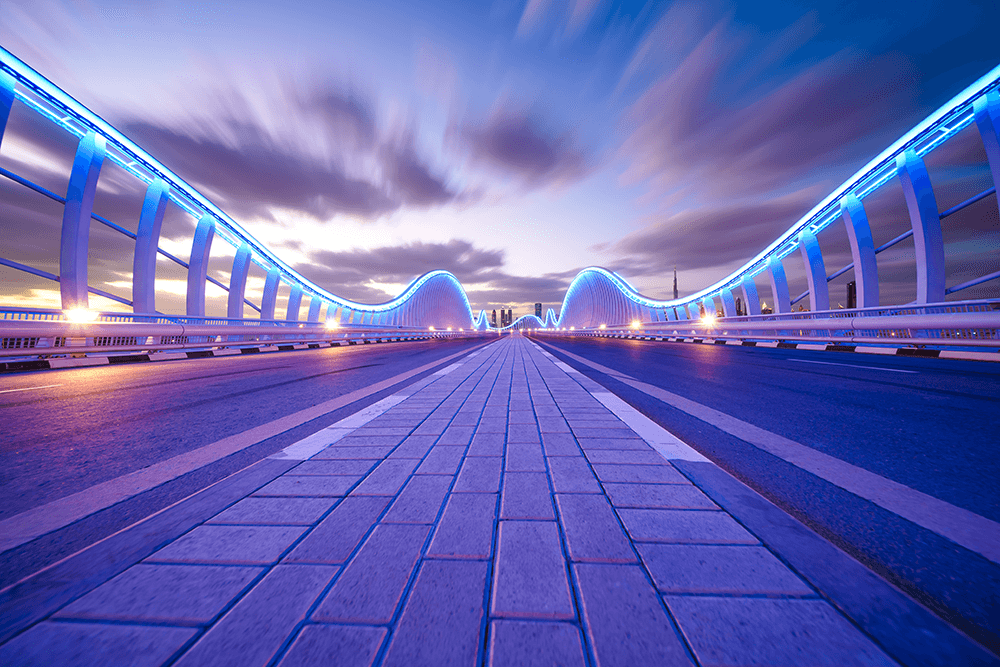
[531,334,1000,655]
[0,337,486,587]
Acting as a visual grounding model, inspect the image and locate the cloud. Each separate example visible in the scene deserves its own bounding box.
[456,108,590,189]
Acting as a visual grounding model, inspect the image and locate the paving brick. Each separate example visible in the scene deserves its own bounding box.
[450,411,482,426]
[665,597,898,666]
[175,565,338,667]
[148,525,305,565]
[508,410,536,424]
[541,432,580,456]
[556,494,636,563]
[537,417,571,433]
[468,430,505,456]
[439,425,476,445]
[383,475,453,524]
[505,442,546,472]
[507,423,541,443]
[278,624,385,667]
[501,472,555,520]
[575,563,693,667]
[585,449,664,465]
[428,493,497,559]
[639,544,812,595]
[454,456,502,492]
[417,445,466,474]
[56,563,261,624]
[337,434,407,447]
[292,460,376,476]
[0,622,196,667]
[208,497,337,525]
[285,496,390,564]
[389,435,436,459]
[253,475,358,497]
[492,521,574,619]
[353,427,412,436]
[534,404,563,416]
[618,509,758,545]
[313,445,394,460]
[547,456,602,493]
[351,458,419,496]
[382,560,488,667]
[577,437,649,451]
[313,523,429,624]
[603,483,719,509]
[591,463,687,484]
[489,620,586,667]
[477,417,507,434]
[413,419,451,436]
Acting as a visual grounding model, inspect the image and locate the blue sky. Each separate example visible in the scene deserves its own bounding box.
[1,0,998,315]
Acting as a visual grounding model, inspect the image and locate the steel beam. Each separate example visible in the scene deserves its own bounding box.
[227,243,251,319]
[897,149,945,304]
[132,178,170,314]
[60,131,106,310]
[798,229,829,311]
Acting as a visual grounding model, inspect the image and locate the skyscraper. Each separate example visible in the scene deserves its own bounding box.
[534,303,542,318]
[673,266,679,300]
[507,309,512,327]
[491,309,497,327]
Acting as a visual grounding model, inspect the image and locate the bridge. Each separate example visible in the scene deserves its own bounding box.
[1,45,999,666]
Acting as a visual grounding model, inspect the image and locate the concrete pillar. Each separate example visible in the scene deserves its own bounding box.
[60,131,106,310]
[841,195,879,308]
[132,178,170,314]
[286,286,303,321]
[798,229,829,312]
[768,256,791,314]
[260,268,280,320]
[720,289,737,317]
[227,243,251,319]
[307,296,322,323]
[741,276,761,315]
[897,149,945,304]
[187,215,215,317]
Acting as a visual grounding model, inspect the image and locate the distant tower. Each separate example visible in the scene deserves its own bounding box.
[491,309,497,327]
[673,266,679,300]
[507,309,512,327]
[534,303,542,318]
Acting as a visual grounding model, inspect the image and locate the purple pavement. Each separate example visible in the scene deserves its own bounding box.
[0,337,900,666]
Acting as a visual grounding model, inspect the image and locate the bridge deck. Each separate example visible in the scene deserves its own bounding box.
[0,336,897,666]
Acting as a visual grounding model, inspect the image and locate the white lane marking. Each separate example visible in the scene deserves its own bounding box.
[593,392,709,462]
[788,358,917,374]
[433,362,463,375]
[273,393,409,460]
[542,340,1000,565]
[0,384,62,395]
[553,360,580,375]
[0,343,488,554]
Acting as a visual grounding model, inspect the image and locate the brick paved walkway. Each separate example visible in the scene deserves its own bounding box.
[0,336,899,666]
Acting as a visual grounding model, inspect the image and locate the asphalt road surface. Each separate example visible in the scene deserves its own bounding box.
[0,337,486,587]
[531,334,1000,655]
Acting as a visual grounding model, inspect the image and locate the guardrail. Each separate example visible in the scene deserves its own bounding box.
[529,299,1000,348]
[0,307,478,360]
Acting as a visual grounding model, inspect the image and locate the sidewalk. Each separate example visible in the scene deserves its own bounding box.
[0,336,901,666]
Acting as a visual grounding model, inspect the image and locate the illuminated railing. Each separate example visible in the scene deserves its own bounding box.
[0,47,483,333]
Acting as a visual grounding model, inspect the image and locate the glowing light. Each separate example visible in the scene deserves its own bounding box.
[65,309,98,323]
[570,326,576,331]
[599,324,606,329]
[447,327,453,331]
[429,326,435,331]
[631,321,640,329]
[701,314,717,327]
[324,320,338,330]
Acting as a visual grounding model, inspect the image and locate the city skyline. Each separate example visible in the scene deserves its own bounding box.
[1,0,998,316]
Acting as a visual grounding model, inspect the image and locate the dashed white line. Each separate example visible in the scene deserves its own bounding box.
[0,384,62,395]
[788,358,917,374]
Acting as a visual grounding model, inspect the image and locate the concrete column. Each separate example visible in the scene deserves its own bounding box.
[307,296,322,322]
[721,289,737,317]
[132,178,170,313]
[227,243,251,319]
[798,229,829,312]
[741,275,761,315]
[0,71,14,152]
[341,306,352,324]
[60,131,106,310]
[897,149,945,304]
[286,285,303,321]
[841,195,878,308]
[974,90,1000,209]
[666,307,676,321]
[702,298,716,316]
[768,256,791,314]
[261,268,280,320]
[186,215,215,317]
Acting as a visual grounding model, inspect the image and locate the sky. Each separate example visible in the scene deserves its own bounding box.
[1,0,998,317]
